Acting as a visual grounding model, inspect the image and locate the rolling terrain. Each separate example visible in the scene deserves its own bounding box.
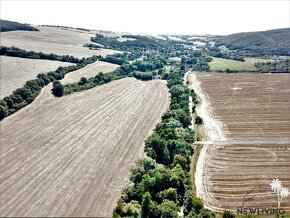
[0,26,121,58]
[0,78,170,217]
[216,28,290,56]
[0,19,39,32]
[61,60,119,84]
[1,17,289,217]
[191,72,290,213]
[0,56,72,98]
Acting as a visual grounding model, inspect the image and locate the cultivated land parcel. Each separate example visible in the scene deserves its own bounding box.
[1,20,290,217]
[61,60,119,84]
[0,56,72,98]
[0,78,169,217]
[0,26,120,58]
[191,72,290,213]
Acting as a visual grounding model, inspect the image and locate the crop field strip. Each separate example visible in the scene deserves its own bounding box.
[209,57,275,71]
[0,78,170,217]
[0,26,121,58]
[194,73,290,212]
[0,56,73,98]
[61,60,119,84]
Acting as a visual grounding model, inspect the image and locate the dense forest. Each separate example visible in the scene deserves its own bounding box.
[215,28,290,56]
[0,19,39,32]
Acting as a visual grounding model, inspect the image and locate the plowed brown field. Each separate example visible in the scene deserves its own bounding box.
[191,73,290,213]
[0,78,169,217]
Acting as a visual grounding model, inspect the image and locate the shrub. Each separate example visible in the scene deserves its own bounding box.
[0,105,9,119]
[223,210,235,218]
[52,81,64,97]
[78,77,88,85]
[195,116,203,125]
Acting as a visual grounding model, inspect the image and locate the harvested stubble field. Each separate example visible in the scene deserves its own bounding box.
[190,72,290,213]
[0,26,121,58]
[0,56,72,98]
[61,60,119,84]
[0,78,170,217]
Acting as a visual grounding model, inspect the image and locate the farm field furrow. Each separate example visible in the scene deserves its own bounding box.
[0,56,72,98]
[61,60,119,84]
[0,78,170,217]
[191,72,290,213]
[0,26,121,58]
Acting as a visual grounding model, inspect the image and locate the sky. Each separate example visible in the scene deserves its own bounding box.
[1,0,289,35]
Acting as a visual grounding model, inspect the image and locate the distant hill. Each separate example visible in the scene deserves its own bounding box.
[216,28,290,56]
[0,19,39,32]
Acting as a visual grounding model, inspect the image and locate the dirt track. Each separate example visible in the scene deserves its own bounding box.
[0,78,169,217]
[191,72,290,213]
[0,56,72,98]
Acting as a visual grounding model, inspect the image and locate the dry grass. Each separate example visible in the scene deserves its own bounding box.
[0,56,72,98]
[209,57,275,71]
[0,78,170,217]
[0,26,121,58]
[61,60,119,84]
[192,72,290,213]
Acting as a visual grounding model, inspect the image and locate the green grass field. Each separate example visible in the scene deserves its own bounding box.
[209,57,274,71]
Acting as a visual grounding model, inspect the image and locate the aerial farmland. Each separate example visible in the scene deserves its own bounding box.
[190,72,290,213]
[0,78,169,217]
[0,7,289,217]
[0,26,121,58]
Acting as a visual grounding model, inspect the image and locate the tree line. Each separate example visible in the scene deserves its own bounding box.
[0,56,99,119]
[0,19,39,32]
[113,70,216,218]
[53,55,169,97]
[0,46,83,63]
[255,59,290,73]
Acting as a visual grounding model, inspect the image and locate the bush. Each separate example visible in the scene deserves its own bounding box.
[157,200,179,218]
[52,81,64,97]
[195,116,203,125]
[141,192,153,218]
[156,188,178,203]
[193,197,204,213]
[13,87,33,100]
[173,154,189,170]
[0,105,9,119]
[223,210,235,218]
[133,71,153,81]
[78,77,88,85]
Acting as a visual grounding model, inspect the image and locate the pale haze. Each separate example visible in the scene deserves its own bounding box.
[1,0,289,35]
